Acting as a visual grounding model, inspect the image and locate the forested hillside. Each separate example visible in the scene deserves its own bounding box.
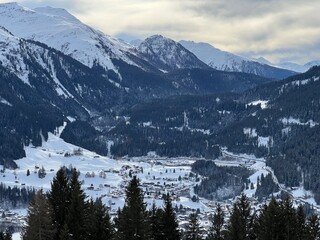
[98,66,320,203]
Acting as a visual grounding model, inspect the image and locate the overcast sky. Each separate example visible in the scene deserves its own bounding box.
[2,0,320,64]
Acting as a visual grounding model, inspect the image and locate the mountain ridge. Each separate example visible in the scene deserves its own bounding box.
[180,40,296,79]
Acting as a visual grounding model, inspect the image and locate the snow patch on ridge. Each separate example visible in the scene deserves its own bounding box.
[247,100,268,109]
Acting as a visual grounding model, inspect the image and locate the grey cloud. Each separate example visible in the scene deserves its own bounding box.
[0,0,319,63]
[182,0,306,20]
[19,0,76,10]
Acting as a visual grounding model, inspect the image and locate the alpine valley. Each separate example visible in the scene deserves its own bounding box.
[1,2,320,238]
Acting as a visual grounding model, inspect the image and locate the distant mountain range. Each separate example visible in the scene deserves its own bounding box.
[276,60,320,73]
[0,2,299,82]
[131,38,319,75]
[179,40,297,79]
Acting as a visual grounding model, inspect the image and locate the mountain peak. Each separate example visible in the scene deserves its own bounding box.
[147,34,166,40]
[33,6,80,23]
[252,57,272,65]
[143,34,176,45]
[138,35,208,71]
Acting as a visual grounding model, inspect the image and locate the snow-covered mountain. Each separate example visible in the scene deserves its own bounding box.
[0,2,140,73]
[138,35,208,72]
[0,20,269,119]
[179,40,244,69]
[278,60,320,73]
[0,25,136,119]
[180,40,296,79]
[0,2,297,79]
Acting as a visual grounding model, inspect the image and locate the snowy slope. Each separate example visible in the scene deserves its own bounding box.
[0,25,134,120]
[179,40,246,71]
[0,27,80,109]
[0,26,32,85]
[0,27,73,97]
[0,3,137,72]
[138,35,208,72]
[180,40,296,79]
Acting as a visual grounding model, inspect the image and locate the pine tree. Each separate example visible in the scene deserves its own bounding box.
[88,198,114,240]
[38,166,46,179]
[47,168,70,240]
[162,194,180,240]
[305,214,320,240]
[115,176,150,240]
[149,202,165,240]
[226,194,253,240]
[208,204,224,240]
[296,205,306,240]
[22,190,56,240]
[185,213,202,240]
[58,224,71,240]
[281,196,297,240]
[66,169,88,240]
[256,198,284,240]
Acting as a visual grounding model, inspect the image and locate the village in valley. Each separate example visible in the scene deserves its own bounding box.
[0,128,318,236]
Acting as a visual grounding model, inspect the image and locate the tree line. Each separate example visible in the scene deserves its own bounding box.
[21,167,320,240]
[0,183,35,208]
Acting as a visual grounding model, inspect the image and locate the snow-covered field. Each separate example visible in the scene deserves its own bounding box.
[11,132,202,209]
